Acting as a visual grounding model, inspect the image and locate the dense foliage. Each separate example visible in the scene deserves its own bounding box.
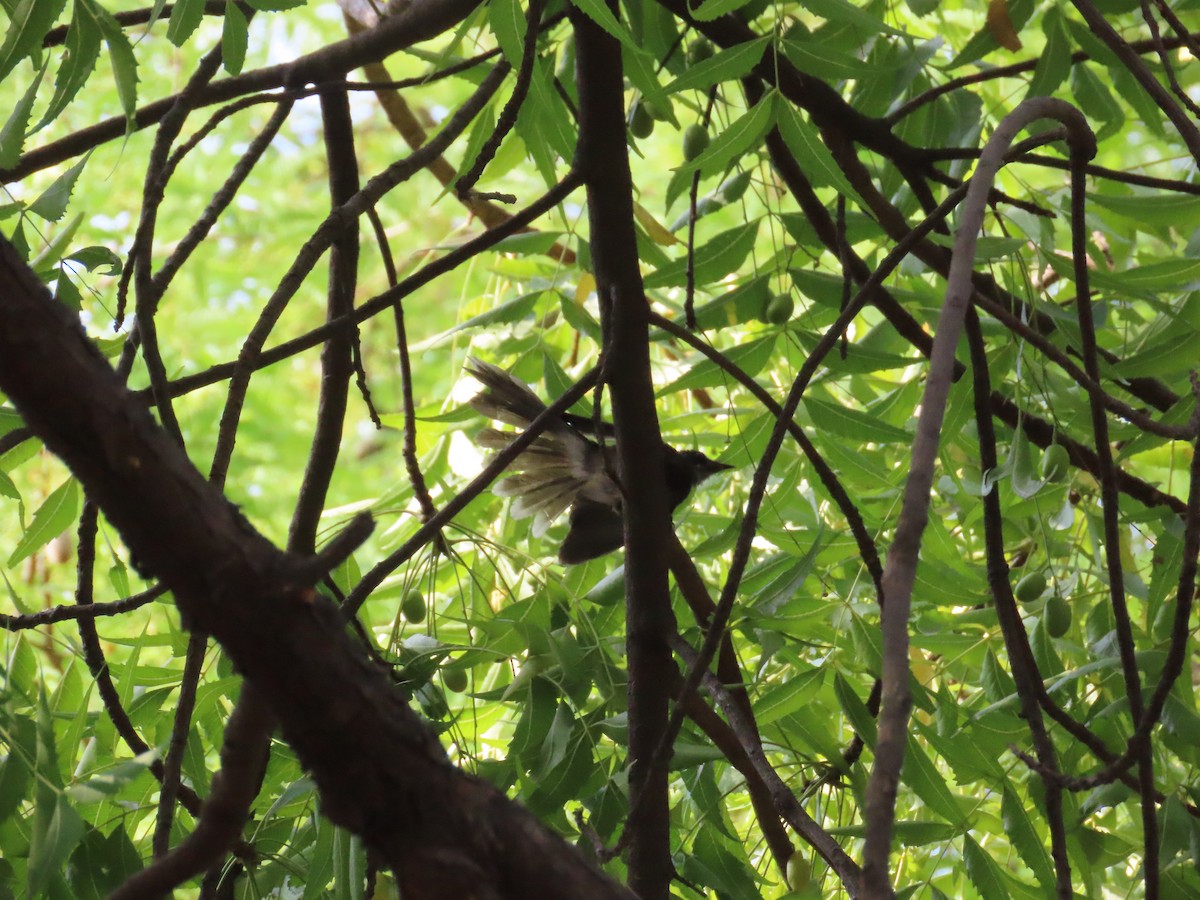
[0,0,1199,897]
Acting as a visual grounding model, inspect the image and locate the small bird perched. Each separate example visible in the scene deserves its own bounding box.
[466,358,731,564]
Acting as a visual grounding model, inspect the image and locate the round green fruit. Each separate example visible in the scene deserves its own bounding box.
[401,589,426,623]
[642,98,669,121]
[682,124,710,161]
[786,852,811,891]
[720,170,752,203]
[441,667,468,693]
[1045,593,1072,638]
[629,104,654,139]
[763,292,794,325]
[1042,443,1070,482]
[687,38,715,65]
[1014,571,1047,604]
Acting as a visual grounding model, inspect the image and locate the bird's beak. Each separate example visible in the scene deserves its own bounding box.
[698,458,735,481]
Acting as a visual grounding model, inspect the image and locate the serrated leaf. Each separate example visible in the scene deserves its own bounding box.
[1025,7,1068,99]
[7,477,79,567]
[782,34,892,80]
[755,667,824,725]
[0,59,45,167]
[963,834,1011,899]
[804,396,912,443]
[802,0,905,36]
[37,0,101,131]
[665,36,769,95]
[642,220,759,289]
[66,244,121,274]
[776,103,860,201]
[94,5,137,126]
[487,0,524,66]
[67,751,157,803]
[221,0,248,75]
[658,333,776,394]
[676,92,775,180]
[29,150,90,222]
[29,690,84,898]
[1001,781,1055,890]
[689,0,753,21]
[834,673,877,746]
[570,0,642,55]
[633,202,679,246]
[1090,191,1200,231]
[0,0,67,83]
[166,0,205,46]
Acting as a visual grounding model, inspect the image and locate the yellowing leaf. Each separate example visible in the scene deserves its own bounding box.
[633,202,680,246]
[575,272,596,305]
[986,0,1023,51]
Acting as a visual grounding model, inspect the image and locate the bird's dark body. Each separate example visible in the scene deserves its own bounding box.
[466,359,730,563]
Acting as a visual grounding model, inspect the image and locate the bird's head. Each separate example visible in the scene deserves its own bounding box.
[677,450,734,486]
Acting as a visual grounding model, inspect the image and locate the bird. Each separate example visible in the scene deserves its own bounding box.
[465,358,732,564]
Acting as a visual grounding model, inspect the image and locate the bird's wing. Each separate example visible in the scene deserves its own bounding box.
[476,427,618,529]
[466,358,548,427]
[558,499,625,564]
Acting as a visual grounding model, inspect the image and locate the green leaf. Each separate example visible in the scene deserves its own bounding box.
[782,33,894,80]
[1025,7,1069,99]
[1001,781,1055,890]
[0,58,45,167]
[775,103,860,201]
[834,673,876,746]
[94,5,137,127]
[0,0,67,83]
[902,736,967,825]
[67,751,157,804]
[689,0,754,22]
[657,333,776,395]
[37,0,102,130]
[221,0,248,75]
[804,396,912,444]
[675,92,775,181]
[944,0,1035,69]
[570,0,642,55]
[29,691,85,898]
[166,0,206,46]
[665,36,770,94]
[66,244,121,274]
[801,0,905,36]
[1089,191,1200,232]
[754,666,824,725]
[642,220,759,289]
[28,150,90,221]
[1113,329,1198,380]
[487,0,525,66]
[963,834,1012,900]
[7,477,80,568]
[0,714,34,825]
[1069,63,1123,138]
[524,57,575,161]
[68,824,143,899]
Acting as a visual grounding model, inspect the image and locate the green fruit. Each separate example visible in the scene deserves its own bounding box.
[1014,571,1047,604]
[720,170,752,203]
[441,667,468,693]
[1045,593,1072,638]
[642,98,669,121]
[1042,443,1070,482]
[763,292,794,325]
[786,852,811,891]
[682,124,710,161]
[401,589,426,623]
[686,38,715,65]
[630,104,654,139]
